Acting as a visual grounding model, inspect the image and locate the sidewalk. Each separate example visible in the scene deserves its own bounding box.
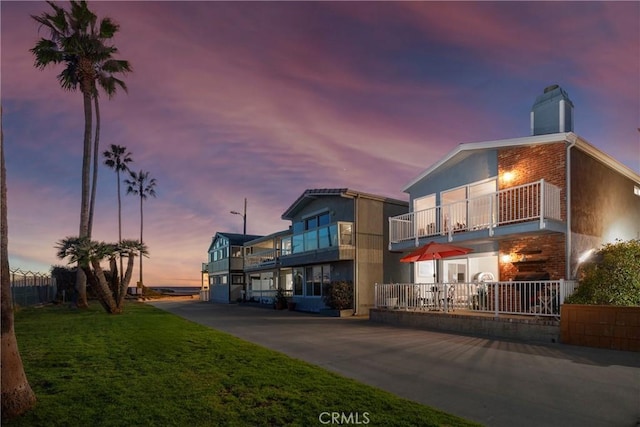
[149,300,640,427]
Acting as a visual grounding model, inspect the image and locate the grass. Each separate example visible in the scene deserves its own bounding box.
[7,302,481,427]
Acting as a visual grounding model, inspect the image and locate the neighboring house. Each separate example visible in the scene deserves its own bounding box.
[388,85,640,286]
[278,188,410,314]
[203,232,262,303]
[243,229,292,303]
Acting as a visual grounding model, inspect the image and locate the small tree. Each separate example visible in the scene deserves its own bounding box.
[51,265,77,302]
[323,281,354,310]
[56,237,148,314]
[566,239,640,306]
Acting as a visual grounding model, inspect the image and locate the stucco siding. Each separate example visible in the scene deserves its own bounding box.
[407,150,498,204]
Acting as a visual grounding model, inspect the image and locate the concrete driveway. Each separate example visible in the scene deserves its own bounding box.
[149,300,640,427]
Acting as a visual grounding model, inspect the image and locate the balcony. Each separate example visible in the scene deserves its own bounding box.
[389,179,562,245]
[245,248,280,270]
[280,221,355,266]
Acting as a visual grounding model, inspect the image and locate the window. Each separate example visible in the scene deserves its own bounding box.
[339,223,353,245]
[281,237,292,256]
[306,217,318,229]
[319,213,331,226]
[635,186,640,197]
[231,246,243,258]
[232,275,244,284]
[293,268,304,296]
[305,265,329,297]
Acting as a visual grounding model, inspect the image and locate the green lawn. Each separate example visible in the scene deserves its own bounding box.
[7,302,481,427]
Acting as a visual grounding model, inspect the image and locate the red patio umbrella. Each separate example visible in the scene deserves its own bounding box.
[400,241,473,281]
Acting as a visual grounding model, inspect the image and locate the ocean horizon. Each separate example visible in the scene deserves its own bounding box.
[148,286,200,294]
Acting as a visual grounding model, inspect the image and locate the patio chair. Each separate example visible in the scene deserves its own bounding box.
[440,285,455,312]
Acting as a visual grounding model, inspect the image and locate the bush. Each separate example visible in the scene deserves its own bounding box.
[323,281,353,310]
[566,239,640,306]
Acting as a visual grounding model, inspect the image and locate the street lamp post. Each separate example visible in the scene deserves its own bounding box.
[230,197,247,302]
[230,197,247,235]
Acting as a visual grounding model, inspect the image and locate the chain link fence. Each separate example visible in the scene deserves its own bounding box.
[9,268,57,307]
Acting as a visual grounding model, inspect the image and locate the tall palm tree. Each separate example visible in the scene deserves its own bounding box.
[88,49,131,239]
[31,0,131,307]
[125,170,157,289]
[1,108,37,418]
[103,144,133,286]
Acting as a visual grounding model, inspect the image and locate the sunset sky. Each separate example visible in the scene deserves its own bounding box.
[2,1,639,287]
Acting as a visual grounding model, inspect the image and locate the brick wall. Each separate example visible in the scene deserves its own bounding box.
[498,142,567,221]
[499,234,566,281]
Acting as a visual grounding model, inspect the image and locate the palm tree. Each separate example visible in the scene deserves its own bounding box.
[88,46,131,239]
[103,144,133,285]
[56,237,147,314]
[1,108,37,418]
[125,170,157,290]
[31,0,131,307]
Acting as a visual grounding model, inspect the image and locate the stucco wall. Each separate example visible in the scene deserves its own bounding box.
[408,150,498,205]
[570,148,640,249]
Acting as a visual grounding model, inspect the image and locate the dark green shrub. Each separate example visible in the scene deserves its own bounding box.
[323,281,353,310]
[566,239,640,306]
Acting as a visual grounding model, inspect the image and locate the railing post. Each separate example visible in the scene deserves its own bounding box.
[539,179,545,229]
[494,283,499,318]
[374,283,378,308]
[414,212,419,247]
[489,195,494,236]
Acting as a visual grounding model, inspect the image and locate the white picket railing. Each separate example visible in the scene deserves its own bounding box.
[245,248,280,268]
[374,280,577,318]
[389,179,562,243]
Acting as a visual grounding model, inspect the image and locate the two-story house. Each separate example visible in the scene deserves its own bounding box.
[270,188,410,314]
[203,232,262,303]
[388,85,640,288]
[243,229,291,303]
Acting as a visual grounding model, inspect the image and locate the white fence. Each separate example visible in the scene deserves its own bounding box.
[9,268,57,306]
[374,280,577,318]
[389,179,562,243]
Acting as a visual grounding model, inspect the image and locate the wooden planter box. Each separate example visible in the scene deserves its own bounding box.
[560,304,640,352]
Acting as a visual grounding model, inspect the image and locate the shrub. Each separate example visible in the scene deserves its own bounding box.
[566,239,640,306]
[323,281,353,310]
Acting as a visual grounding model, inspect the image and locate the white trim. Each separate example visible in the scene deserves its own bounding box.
[559,99,566,132]
[403,133,571,192]
[403,132,640,192]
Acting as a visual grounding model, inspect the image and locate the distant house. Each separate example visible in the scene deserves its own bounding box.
[203,232,262,303]
[388,85,640,286]
[278,188,410,314]
[201,190,410,313]
[242,229,292,303]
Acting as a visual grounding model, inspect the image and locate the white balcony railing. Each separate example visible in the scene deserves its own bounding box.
[245,248,280,268]
[390,179,562,244]
[374,280,577,318]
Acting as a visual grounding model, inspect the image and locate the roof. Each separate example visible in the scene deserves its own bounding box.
[244,229,291,246]
[207,232,263,251]
[281,188,408,220]
[403,132,640,192]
